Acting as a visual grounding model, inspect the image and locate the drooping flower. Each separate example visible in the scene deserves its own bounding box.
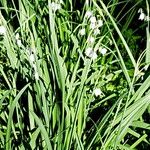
[15,33,20,40]
[139,12,145,20]
[17,39,22,47]
[94,28,100,35]
[97,19,103,27]
[90,16,97,23]
[99,47,107,55]
[15,33,22,47]
[0,26,6,35]
[85,11,93,18]
[93,88,102,97]
[79,28,86,36]
[88,36,95,43]
[85,47,97,60]
[90,23,96,29]
[138,8,145,20]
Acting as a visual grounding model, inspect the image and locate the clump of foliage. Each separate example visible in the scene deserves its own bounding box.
[0,0,150,149]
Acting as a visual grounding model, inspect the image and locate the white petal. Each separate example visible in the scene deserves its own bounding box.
[97,19,103,27]
[0,26,6,35]
[91,52,97,60]
[85,48,97,60]
[99,47,107,55]
[79,28,85,36]
[139,13,145,20]
[90,16,96,23]
[17,40,22,47]
[85,47,93,56]
[93,88,102,97]
[85,11,93,18]
[88,36,95,43]
[90,23,96,29]
[15,33,20,40]
[94,28,100,35]
[138,8,143,13]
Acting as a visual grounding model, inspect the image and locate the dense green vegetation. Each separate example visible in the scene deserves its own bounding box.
[0,0,150,149]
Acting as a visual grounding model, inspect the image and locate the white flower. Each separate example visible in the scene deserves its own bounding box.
[17,39,22,47]
[85,47,97,60]
[29,54,35,63]
[88,36,95,43]
[90,16,97,23]
[139,12,145,20]
[91,52,97,60]
[79,28,85,36]
[15,33,20,40]
[51,2,61,11]
[93,88,102,97]
[90,23,96,29]
[35,72,39,80]
[99,47,107,55]
[138,8,147,21]
[144,64,149,71]
[97,19,103,27]
[85,47,92,55]
[94,28,100,35]
[138,8,143,14]
[85,11,93,18]
[0,26,6,35]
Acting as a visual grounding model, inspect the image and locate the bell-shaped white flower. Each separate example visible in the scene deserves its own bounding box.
[139,12,145,20]
[88,36,95,43]
[85,11,93,18]
[17,39,22,47]
[90,16,97,23]
[85,47,97,60]
[90,22,96,29]
[15,33,20,40]
[93,88,102,97]
[99,47,107,55]
[97,19,103,27]
[0,26,6,35]
[94,28,100,35]
[79,28,86,36]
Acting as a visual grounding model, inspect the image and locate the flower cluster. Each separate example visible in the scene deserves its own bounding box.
[138,8,150,21]
[14,31,39,80]
[79,10,103,36]
[79,10,107,60]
